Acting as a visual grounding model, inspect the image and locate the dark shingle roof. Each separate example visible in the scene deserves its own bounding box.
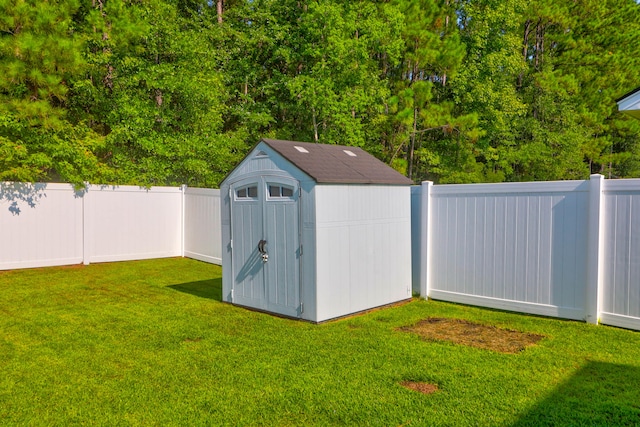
[262,139,413,185]
[616,86,640,103]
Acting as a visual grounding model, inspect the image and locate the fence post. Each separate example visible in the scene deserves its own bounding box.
[181,185,187,258]
[420,181,433,298]
[586,174,605,324]
[82,184,91,265]
[411,186,422,294]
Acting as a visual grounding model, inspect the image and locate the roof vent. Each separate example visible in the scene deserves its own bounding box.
[294,146,309,153]
[343,150,357,157]
[255,150,268,157]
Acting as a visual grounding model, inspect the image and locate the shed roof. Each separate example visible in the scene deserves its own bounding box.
[262,139,413,185]
[616,86,640,103]
[617,86,640,120]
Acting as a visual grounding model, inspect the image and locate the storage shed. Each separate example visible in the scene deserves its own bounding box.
[220,138,413,322]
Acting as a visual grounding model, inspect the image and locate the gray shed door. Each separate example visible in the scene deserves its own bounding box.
[230,176,301,317]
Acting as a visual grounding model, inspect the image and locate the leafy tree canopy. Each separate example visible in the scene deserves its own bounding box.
[1,0,640,186]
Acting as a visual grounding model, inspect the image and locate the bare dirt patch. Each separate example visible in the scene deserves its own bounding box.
[401,381,439,394]
[399,317,544,354]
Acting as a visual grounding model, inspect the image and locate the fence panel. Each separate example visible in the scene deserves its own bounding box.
[426,181,590,321]
[0,183,84,270]
[184,187,222,265]
[600,180,640,330]
[85,185,183,263]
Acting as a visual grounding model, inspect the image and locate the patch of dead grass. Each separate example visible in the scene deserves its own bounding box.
[399,317,544,353]
[400,381,439,394]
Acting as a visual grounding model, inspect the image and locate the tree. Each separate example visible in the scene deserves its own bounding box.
[451,0,640,182]
[386,0,476,181]
[0,0,107,184]
[288,0,403,149]
[3,0,640,187]
[69,0,244,186]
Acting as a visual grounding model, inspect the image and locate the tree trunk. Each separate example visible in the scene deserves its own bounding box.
[519,19,531,87]
[312,106,319,143]
[217,0,223,24]
[534,19,544,70]
[408,106,418,179]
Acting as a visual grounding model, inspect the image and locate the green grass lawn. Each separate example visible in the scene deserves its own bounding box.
[1,258,639,426]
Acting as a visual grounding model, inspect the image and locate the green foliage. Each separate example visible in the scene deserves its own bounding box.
[71,0,244,186]
[2,0,640,185]
[0,0,106,184]
[451,0,640,183]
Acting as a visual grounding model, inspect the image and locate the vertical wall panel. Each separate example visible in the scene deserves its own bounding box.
[427,181,589,320]
[184,188,222,264]
[493,197,507,300]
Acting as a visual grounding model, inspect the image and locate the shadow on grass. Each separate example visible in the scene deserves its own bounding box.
[168,278,222,301]
[513,361,640,426]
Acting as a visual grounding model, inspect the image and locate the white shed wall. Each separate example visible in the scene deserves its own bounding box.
[315,185,412,322]
[0,183,84,270]
[184,187,222,264]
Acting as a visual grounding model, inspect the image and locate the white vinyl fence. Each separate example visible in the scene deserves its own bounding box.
[184,187,222,264]
[601,180,640,330]
[3,177,639,331]
[414,174,640,331]
[0,182,221,270]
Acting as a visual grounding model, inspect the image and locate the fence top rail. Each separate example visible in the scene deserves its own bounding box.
[184,187,221,196]
[427,179,589,196]
[1,182,76,192]
[1,182,189,195]
[604,179,640,193]
[87,184,183,194]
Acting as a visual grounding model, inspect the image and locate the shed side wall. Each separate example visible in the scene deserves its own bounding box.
[314,185,412,322]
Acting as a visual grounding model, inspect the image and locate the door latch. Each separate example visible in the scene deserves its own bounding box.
[258,239,268,263]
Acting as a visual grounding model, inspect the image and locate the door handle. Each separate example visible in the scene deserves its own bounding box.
[258,240,268,263]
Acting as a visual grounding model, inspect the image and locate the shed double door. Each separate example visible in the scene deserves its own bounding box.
[230,176,301,318]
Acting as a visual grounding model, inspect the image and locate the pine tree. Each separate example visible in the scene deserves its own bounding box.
[0,0,106,184]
